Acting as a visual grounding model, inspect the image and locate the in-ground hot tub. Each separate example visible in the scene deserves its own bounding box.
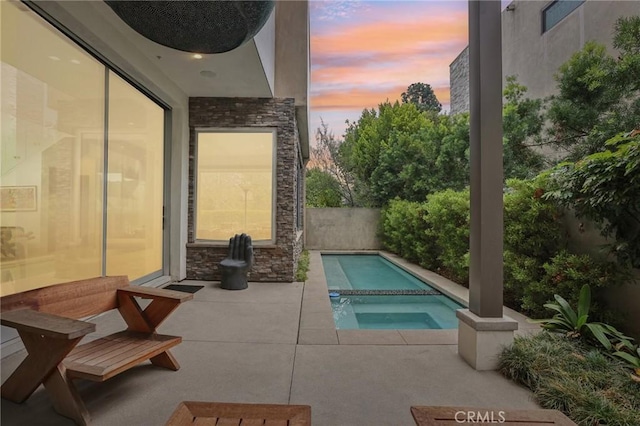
[322,254,464,330]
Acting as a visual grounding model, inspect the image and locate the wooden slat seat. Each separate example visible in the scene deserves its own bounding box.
[165,401,312,426]
[410,406,577,425]
[1,276,193,425]
[64,331,182,381]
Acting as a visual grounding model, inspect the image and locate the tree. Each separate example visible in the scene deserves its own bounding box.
[401,82,442,113]
[546,16,640,160]
[502,76,546,179]
[544,131,640,268]
[305,168,342,207]
[341,102,469,207]
[309,121,357,206]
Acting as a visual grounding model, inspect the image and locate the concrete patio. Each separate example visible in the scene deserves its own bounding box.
[1,251,540,425]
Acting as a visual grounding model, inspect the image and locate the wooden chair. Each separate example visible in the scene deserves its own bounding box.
[166,401,311,426]
[1,276,193,425]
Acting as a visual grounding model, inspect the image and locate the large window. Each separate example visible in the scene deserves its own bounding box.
[106,72,164,279]
[542,0,585,33]
[196,131,275,242]
[0,1,165,296]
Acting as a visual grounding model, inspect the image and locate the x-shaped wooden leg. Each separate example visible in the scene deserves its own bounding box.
[1,331,82,403]
[43,364,91,426]
[117,292,183,370]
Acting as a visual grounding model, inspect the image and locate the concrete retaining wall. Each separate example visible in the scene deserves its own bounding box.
[305,208,381,250]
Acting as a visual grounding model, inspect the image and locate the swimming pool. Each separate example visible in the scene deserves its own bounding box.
[322,254,464,330]
[322,254,435,291]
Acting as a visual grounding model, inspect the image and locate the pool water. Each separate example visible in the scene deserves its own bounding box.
[322,255,464,330]
[331,295,462,329]
[322,254,434,291]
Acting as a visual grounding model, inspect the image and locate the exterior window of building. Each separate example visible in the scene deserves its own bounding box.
[196,131,275,242]
[0,1,165,296]
[542,0,585,33]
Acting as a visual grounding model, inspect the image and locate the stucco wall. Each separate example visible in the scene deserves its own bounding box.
[305,208,382,250]
[186,97,303,282]
[449,0,640,113]
[501,0,640,101]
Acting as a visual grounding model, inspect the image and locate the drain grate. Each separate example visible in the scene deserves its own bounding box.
[328,289,441,296]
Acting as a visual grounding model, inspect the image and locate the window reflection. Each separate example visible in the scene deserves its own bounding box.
[1,1,104,295]
[106,73,164,280]
[196,132,274,242]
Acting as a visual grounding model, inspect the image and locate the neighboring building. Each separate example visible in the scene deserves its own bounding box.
[449,46,469,115]
[449,0,640,111]
[0,0,309,314]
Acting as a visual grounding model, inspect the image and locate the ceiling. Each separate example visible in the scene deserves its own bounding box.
[86,1,274,99]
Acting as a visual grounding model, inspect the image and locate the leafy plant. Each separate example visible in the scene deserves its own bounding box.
[295,250,310,282]
[534,285,631,352]
[424,189,470,284]
[500,333,640,425]
[523,250,624,320]
[613,347,640,371]
[305,168,343,207]
[544,132,640,268]
[379,199,439,269]
[545,16,640,161]
[502,76,546,179]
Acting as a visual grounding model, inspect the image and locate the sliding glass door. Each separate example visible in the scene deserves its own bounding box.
[106,72,164,280]
[0,1,165,297]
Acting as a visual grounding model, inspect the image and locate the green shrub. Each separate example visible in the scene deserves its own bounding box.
[503,177,566,259]
[379,176,626,323]
[500,333,640,426]
[544,132,640,268]
[523,250,625,320]
[295,250,310,282]
[502,251,539,310]
[380,199,439,269]
[502,177,565,310]
[425,188,470,284]
[531,284,633,352]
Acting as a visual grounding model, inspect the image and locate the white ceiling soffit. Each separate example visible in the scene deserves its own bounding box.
[91,1,274,98]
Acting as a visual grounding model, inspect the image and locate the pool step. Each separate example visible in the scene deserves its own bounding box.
[322,257,352,290]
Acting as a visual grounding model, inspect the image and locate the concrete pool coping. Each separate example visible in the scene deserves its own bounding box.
[298,250,540,346]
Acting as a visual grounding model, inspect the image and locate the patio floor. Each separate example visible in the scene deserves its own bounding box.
[1,251,540,425]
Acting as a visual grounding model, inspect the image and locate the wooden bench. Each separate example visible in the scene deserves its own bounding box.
[410,406,577,425]
[166,401,312,426]
[1,276,193,425]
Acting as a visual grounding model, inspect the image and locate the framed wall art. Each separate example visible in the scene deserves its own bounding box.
[0,186,37,212]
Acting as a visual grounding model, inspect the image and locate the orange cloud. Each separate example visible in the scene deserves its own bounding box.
[312,55,455,86]
[311,12,468,57]
[311,85,450,111]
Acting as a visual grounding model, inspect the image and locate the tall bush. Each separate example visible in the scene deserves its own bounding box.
[380,199,438,269]
[502,177,567,310]
[425,189,470,284]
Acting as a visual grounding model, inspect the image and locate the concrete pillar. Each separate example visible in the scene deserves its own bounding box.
[457,0,517,371]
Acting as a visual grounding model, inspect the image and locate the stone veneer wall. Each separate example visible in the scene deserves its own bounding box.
[186,97,303,282]
[449,46,469,115]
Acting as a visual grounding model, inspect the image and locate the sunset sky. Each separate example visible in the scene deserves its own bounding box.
[309,0,470,140]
